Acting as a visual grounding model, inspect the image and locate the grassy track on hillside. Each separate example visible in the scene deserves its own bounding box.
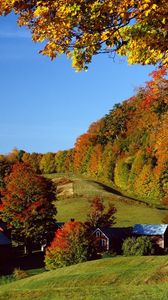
[47,174,167,226]
[1,256,168,299]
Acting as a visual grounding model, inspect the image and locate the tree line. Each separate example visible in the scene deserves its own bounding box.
[0,69,167,204]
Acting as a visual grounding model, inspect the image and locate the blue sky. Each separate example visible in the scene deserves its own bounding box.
[0,13,155,154]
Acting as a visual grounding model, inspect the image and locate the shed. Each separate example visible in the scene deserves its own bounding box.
[0,232,11,246]
[0,231,11,263]
[133,224,168,250]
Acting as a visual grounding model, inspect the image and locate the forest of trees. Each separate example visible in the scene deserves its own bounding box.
[72,68,168,203]
[0,68,167,205]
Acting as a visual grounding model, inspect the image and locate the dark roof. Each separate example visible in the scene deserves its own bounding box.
[0,221,7,231]
[133,224,168,236]
[94,227,132,240]
[56,222,65,229]
[0,232,11,246]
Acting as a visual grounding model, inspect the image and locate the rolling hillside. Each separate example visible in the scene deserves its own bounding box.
[40,69,168,206]
[47,174,168,226]
[1,256,168,299]
[71,69,168,205]
[1,70,167,208]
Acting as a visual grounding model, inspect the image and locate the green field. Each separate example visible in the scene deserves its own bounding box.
[1,256,168,299]
[47,174,167,226]
[1,175,168,299]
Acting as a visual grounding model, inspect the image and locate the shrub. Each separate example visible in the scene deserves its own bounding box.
[13,268,28,280]
[45,221,89,270]
[122,236,153,256]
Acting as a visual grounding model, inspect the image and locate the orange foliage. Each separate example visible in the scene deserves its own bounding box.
[0,163,56,244]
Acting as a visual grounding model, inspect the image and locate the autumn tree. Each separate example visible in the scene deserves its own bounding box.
[0,1,167,70]
[86,196,116,228]
[89,144,103,177]
[70,69,167,204]
[74,133,96,173]
[62,149,74,173]
[99,143,116,181]
[55,150,74,173]
[45,221,89,269]
[5,148,20,164]
[22,152,42,174]
[40,152,56,174]
[0,155,12,188]
[0,149,25,191]
[0,163,57,249]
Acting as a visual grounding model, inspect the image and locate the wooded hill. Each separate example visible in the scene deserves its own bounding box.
[0,69,167,206]
[72,68,168,205]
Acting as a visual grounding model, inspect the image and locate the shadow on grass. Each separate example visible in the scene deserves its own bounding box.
[88,180,122,196]
[76,177,142,205]
[86,179,168,209]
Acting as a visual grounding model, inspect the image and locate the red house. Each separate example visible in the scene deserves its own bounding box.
[92,227,131,253]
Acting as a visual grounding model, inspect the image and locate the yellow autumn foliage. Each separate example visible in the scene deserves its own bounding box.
[0,0,167,70]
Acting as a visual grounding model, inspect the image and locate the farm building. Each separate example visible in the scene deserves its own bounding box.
[92,227,131,253]
[0,231,11,247]
[133,224,168,251]
[0,223,11,262]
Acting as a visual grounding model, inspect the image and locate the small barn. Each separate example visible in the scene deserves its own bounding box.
[0,230,11,262]
[133,224,168,251]
[92,227,131,253]
[0,231,11,246]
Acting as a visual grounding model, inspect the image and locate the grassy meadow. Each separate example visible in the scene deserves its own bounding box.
[1,174,168,300]
[47,174,167,226]
[1,256,168,299]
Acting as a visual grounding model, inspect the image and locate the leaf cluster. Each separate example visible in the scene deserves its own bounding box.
[45,221,89,269]
[0,0,167,70]
[86,196,117,228]
[122,236,153,256]
[0,163,57,245]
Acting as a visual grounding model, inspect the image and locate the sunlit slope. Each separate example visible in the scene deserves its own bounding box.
[49,175,167,226]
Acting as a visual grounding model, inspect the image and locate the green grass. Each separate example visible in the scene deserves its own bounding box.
[0,174,166,299]
[0,268,45,286]
[1,256,168,299]
[50,174,167,226]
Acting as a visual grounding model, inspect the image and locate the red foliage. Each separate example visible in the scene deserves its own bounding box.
[149,68,167,81]
[74,133,96,171]
[49,221,84,250]
[51,223,70,249]
[141,67,168,109]
[146,146,153,155]
[89,144,103,175]
[45,220,91,269]
[0,162,56,243]
[86,196,116,228]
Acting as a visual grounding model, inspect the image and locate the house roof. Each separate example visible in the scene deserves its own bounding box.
[56,222,65,228]
[0,232,11,246]
[133,224,168,236]
[94,227,131,240]
[0,220,7,231]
